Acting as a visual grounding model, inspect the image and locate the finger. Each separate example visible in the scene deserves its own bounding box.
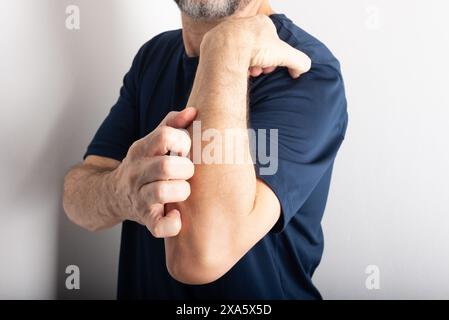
[278,41,312,79]
[263,66,276,74]
[143,126,191,157]
[160,107,197,129]
[249,66,263,77]
[137,155,194,185]
[140,180,191,205]
[144,204,182,238]
[156,209,182,238]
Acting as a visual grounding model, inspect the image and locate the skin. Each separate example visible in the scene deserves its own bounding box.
[63,0,311,284]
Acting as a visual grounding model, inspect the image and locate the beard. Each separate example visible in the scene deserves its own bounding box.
[173,0,252,20]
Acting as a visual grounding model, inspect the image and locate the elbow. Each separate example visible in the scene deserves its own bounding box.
[166,248,234,285]
[65,212,101,233]
[62,178,78,227]
[63,193,99,232]
[164,200,251,284]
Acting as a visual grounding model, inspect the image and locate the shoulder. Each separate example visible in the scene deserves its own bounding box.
[268,14,345,96]
[138,29,182,56]
[252,14,346,104]
[270,14,340,68]
[130,29,183,78]
[251,15,348,138]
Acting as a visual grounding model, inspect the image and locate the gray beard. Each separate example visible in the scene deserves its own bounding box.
[174,0,252,20]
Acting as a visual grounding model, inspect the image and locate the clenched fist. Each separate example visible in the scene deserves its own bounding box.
[201,14,312,79]
[112,108,197,238]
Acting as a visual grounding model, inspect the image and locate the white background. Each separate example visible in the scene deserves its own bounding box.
[1,0,448,299]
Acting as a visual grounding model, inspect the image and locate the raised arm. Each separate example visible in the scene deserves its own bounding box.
[165,15,311,284]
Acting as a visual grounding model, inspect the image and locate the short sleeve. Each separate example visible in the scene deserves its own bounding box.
[83,47,144,162]
[250,61,348,233]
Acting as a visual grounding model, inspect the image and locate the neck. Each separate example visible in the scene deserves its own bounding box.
[181,0,274,57]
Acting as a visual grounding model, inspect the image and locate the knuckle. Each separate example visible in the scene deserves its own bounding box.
[129,140,139,151]
[155,126,173,150]
[153,182,166,203]
[158,125,171,140]
[128,140,142,157]
[158,157,172,177]
[151,223,163,238]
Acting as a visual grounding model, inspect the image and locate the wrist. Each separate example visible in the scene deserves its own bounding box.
[105,166,129,221]
[200,30,252,74]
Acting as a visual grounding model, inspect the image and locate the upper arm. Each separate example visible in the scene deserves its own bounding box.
[84,46,143,162]
[247,179,281,242]
[251,61,348,232]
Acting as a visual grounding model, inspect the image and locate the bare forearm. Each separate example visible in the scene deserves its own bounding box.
[188,41,250,128]
[164,14,311,284]
[63,164,123,231]
[187,40,256,207]
[165,37,258,283]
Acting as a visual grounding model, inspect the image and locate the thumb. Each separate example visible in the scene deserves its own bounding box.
[144,205,182,238]
[162,107,198,129]
[279,41,312,79]
[155,208,182,238]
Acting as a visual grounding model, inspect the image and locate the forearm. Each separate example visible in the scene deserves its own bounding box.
[63,164,123,231]
[187,39,256,208]
[165,38,258,283]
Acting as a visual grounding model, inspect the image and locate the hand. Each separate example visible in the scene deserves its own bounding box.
[112,108,197,238]
[201,14,312,79]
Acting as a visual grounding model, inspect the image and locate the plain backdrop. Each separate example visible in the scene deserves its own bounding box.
[1,0,448,299]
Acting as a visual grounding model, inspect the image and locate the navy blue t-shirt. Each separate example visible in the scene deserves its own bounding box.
[85,14,348,299]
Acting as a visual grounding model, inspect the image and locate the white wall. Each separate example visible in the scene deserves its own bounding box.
[0,0,448,299]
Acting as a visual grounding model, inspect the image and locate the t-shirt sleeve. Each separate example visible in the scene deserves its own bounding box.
[250,61,348,233]
[83,47,144,162]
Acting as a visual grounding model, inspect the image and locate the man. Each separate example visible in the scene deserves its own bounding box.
[63,0,348,299]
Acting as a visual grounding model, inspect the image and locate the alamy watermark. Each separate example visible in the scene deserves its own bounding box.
[365,5,382,31]
[65,265,80,290]
[172,121,279,176]
[65,5,80,30]
[365,265,381,290]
